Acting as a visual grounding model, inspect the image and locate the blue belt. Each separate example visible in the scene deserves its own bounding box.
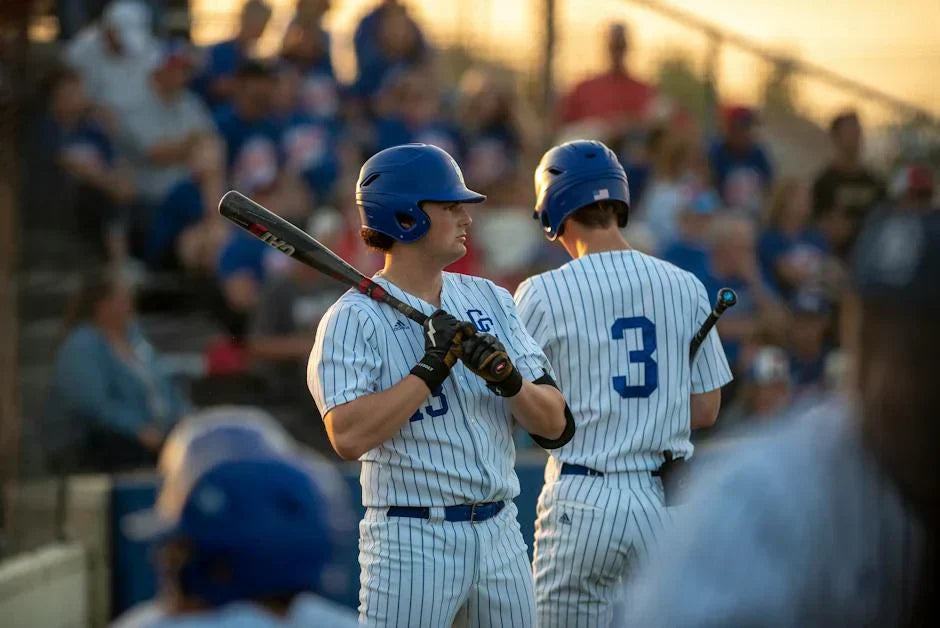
[387,501,506,523]
[562,462,664,478]
[560,463,605,477]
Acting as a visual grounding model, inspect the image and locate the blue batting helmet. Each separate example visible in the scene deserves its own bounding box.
[356,143,486,243]
[533,140,630,240]
[123,407,353,607]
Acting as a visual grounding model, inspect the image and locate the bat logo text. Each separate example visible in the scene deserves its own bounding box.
[258,230,296,255]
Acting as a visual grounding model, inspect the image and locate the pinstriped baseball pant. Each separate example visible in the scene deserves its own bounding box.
[358,501,536,627]
[532,471,670,628]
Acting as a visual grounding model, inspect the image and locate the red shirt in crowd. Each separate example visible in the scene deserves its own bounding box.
[560,71,657,124]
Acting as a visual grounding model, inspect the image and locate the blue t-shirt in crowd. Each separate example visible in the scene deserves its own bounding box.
[708,140,773,207]
[214,106,283,190]
[661,240,710,281]
[192,39,244,106]
[279,110,341,199]
[42,117,116,178]
[145,178,205,269]
[352,5,428,97]
[757,228,829,298]
[217,228,270,282]
[624,162,651,207]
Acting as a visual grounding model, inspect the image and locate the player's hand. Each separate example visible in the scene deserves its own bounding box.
[461,332,523,397]
[410,310,473,392]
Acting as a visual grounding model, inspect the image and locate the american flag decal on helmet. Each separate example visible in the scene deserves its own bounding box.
[593,189,610,200]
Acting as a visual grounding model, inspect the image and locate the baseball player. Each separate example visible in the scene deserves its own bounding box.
[513,139,733,627]
[113,407,358,627]
[625,210,939,626]
[307,143,574,626]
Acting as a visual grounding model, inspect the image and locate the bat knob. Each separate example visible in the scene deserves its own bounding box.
[717,288,738,311]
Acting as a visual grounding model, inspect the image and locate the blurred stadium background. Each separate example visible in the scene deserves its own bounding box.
[1,0,938,624]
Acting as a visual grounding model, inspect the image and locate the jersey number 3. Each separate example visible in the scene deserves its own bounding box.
[611,316,658,398]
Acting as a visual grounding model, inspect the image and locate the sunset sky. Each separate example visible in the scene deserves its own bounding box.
[190,0,940,124]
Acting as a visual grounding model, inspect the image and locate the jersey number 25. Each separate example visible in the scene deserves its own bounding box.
[611,316,658,398]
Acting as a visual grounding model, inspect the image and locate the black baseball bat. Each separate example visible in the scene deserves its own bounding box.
[218,190,512,381]
[689,288,737,360]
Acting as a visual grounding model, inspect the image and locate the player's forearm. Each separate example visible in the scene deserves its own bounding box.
[508,381,567,439]
[323,375,430,460]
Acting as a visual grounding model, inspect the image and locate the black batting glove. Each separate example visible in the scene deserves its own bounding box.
[461,333,523,397]
[410,310,471,392]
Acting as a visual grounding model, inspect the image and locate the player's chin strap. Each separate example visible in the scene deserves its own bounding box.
[527,371,576,450]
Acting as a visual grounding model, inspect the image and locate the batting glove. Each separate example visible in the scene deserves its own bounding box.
[410,310,472,392]
[461,333,523,397]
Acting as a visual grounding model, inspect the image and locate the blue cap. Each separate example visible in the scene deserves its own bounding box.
[356,144,485,243]
[852,210,940,311]
[123,407,334,606]
[126,457,330,606]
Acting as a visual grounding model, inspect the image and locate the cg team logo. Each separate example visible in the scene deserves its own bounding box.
[466,309,493,332]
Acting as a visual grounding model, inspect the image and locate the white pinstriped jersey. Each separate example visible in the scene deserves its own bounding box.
[515,250,732,474]
[308,272,553,508]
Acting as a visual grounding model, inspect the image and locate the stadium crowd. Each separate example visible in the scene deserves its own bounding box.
[23,0,935,472]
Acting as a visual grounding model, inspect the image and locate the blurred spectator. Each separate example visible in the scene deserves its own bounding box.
[44,268,185,473]
[214,60,281,193]
[621,126,666,207]
[281,0,340,120]
[353,0,428,101]
[120,41,218,206]
[145,135,228,272]
[787,289,832,396]
[558,23,656,134]
[372,67,460,156]
[30,67,136,263]
[661,189,720,280]
[700,215,770,371]
[248,211,346,405]
[65,0,158,120]
[708,106,773,213]
[457,67,528,201]
[889,164,935,212]
[192,0,272,108]
[757,178,829,300]
[640,135,696,247]
[273,65,341,203]
[811,110,885,257]
[704,345,792,440]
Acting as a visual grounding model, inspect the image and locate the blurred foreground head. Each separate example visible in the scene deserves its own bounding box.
[850,210,940,527]
[124,407,353,611]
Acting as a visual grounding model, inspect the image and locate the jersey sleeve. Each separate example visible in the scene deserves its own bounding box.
[496,284,555,382]
[307,301,382,416]
[691,278,733,393]
[513,277,551,350]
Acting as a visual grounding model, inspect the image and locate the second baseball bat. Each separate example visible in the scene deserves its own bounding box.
[689,288,737,360]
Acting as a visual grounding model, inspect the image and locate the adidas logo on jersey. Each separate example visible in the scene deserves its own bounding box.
[559,512,572,526]
[391,320,408,331]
